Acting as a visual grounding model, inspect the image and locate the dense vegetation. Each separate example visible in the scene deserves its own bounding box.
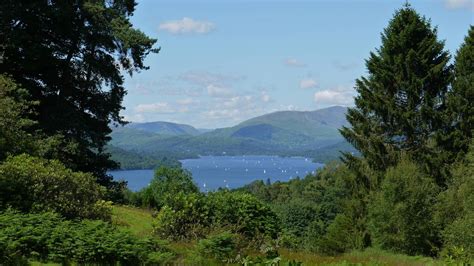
[0,1,472,265]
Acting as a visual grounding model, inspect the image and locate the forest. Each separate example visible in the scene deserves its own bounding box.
[0,1,472,265]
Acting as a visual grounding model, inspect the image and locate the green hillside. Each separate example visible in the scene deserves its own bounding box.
[109,106,354,165]
[126,121,201,136]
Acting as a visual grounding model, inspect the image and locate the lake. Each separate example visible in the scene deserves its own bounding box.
[109,155,324,191]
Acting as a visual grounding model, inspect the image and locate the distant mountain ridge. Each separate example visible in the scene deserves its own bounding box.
[126,121,201,136]
[109,106,356,167]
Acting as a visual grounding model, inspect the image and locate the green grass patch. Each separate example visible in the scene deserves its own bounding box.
[111,205,154,237]
[279,248,443,266]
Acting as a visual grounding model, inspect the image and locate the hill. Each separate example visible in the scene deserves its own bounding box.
[109,106,355,166]
[126,121,201,136]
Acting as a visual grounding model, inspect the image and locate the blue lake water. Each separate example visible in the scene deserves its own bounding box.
[109,155,323,191]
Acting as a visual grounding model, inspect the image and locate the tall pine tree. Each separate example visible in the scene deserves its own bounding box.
[340,4,452,184]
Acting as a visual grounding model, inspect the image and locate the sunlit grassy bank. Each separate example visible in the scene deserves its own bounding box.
[109,205,445,266]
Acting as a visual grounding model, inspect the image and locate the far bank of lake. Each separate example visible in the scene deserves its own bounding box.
[109,155,323,191]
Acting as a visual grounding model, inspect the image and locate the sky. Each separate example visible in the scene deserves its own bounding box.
[121,0,473,128]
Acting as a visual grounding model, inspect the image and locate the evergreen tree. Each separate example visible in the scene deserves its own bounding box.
[440,26,474,163]
[340,4,452,184]
[0,1,159,185]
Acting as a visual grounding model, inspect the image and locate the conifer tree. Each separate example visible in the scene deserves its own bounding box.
[340,4,452,183]
[440,26,474,163]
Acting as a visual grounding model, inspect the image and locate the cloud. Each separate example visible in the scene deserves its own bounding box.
[261,91,271,103]
[314,87,354,106]
[207,84,234,98]
[134,102,174,113]
[299,78,318,89]
[444,0,474,10]
[284,58,306,67]
[159,17,215,34]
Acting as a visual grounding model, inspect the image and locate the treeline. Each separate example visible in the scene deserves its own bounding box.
[106,145,182,170]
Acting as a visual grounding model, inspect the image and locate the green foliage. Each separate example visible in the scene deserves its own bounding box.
[0,0,158,185]
[367,159,440,256]
[152,190,280,242]
[440,26,474,163]
[134,167,199,209]
[0,210,174,265]
[107,145,182,170]
[207,191,280,240]
[340,4,452,183]
[0,75,36,161]
[0,154,109,220]
[152,192,211,240]
[437,142,474,262]
[196,231,239,263]
[441,213,474,263]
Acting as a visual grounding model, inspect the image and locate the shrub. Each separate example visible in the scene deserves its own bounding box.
[207,191,280,240]
[0,154,110,220]
[367,159,440,256]
[0,210,174,264]
[138,166,199,209]
[197,231,239,263]
[441,213,474,263]
[152,192,211,240]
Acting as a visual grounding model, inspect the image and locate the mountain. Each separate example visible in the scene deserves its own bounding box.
[206,106,349,149]
[109,106,355,166]
[126,121,201,136]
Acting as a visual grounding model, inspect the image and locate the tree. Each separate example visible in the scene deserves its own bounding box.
[367,159,439,256]
[139,167,199,209]
[439,26,474,163]
[0,1,159,185]
[340,4,452,184]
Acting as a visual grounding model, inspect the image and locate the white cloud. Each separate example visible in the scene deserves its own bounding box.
[261,91,271,103]
[134,102,174,113]
[284,58,306,67]
[159,17,215,34]
[444,0,474,10]
[299,78,318,89]
[207,84,234,98]
[314,87,354,106]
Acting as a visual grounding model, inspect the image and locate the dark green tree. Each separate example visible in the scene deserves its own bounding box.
[340,5,452,184]
[0,1,159,185]
[439,26,474,163]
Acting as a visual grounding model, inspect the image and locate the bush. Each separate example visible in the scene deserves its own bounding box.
[437,142,474,262]
[197,231,239,263]
[367,159,440,256]
[152,190,281,242]
[152,192,211,240]
[441,213,474,263]
[207,191,280,240]
[136,166,199,209]
[0,210,174,264]
[0,154,110,220]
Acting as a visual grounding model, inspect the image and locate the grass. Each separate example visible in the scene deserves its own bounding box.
[111,205,154,237]
[110,205,448,266]
[279,248,443,266]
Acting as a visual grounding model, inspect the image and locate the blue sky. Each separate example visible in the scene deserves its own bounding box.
[122,0,473,128]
